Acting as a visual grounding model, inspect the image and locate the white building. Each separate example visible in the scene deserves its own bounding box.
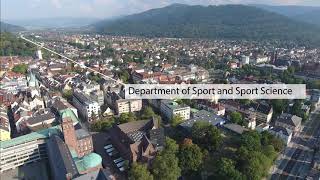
[0,127,60,172]
[269,126,293,145]
[160,100,190,121]
[73,91,100,122]
[241,55,250,65]
[36,49,43,60]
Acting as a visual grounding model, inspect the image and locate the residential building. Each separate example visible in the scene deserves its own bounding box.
[245,101,273,125]
[106,91,142,115]
[275,113,302,133]
[73,90,100,122]
[241,55,250,65]
[25,109,56,132]
[269,126,293,145]
[160,100,190,121]
[0,72,28,94]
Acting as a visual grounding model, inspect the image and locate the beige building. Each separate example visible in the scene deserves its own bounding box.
[106,92,142,115]
[160,100,190,121]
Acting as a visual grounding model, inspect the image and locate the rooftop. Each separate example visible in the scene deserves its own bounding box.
[0,125,61,149]
[74,153,102,172]
[277,113,302,127]
[180,110,225,130]
[161,99,190,110]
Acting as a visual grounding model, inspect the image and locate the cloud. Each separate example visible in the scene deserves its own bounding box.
[30,0,41,8]
[51,0,62,8]
[80,3,94,13]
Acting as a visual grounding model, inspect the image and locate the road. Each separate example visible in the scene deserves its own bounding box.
[271,107,320,179]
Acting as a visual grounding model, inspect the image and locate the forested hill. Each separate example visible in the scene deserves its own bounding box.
[94,4,320,46]
[0,21,25,32]
[0,32,36,56]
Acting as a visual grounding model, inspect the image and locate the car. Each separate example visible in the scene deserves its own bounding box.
[119,167,125,172]
[108,150,118,156]
[104,145,113,149]
[116,161,126,168]
[106,148,114,153]
[113,157,124,164]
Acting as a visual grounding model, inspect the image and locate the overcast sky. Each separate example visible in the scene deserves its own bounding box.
[1,0,320,20]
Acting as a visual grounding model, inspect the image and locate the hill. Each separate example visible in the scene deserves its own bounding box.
[0,32,36,56]
[295,10,320,26]
[7,17,100,30]
[94,4,320,46]
[0,21,25,32]
[253,4,320,26]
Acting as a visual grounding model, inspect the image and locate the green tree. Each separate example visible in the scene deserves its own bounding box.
[129,162,153,180]
[62,90,73,102]
[230,112,243,125]
[141,106,156,119]
[152,138,181,180]
[211,158,244,180]
[91,118,115,132]
[118,112,136,124]
[271,99,288,115]
[178,143,203,173]
[12,64,28,74]
[163,137,179,154]
[240,131,262,152]
[119,70,130,83]
[171,115,184,127]
[191,122,222,151]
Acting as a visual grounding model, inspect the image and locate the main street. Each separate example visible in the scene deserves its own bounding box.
[271,107,320,179]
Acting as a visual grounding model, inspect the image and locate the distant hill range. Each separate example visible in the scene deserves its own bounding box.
[252,4,320,26]
[5,17,100,30]
[0,21,25,32]
[93,4,320,46]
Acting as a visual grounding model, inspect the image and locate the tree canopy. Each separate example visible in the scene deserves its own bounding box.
[191,122,222,152]
[129,162,153,180]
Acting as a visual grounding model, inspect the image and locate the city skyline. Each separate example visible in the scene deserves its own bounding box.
[1,0,320,20]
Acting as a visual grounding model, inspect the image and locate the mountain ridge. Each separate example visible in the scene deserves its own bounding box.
[93,4,320,46]
[0,21,25,32]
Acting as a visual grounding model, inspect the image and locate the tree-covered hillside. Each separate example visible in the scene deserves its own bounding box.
[0,32,36,56]
[95,4,320,46]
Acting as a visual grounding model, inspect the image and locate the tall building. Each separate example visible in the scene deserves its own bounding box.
[72,90,100,122]
[241,55,250,65]
[62,117,93,158]
[62,117,78,152]
[36,49,43,60]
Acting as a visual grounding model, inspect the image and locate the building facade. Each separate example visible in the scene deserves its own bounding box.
[160,100,190,121]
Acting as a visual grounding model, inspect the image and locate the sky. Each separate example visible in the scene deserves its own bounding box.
[1,0,320,20]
